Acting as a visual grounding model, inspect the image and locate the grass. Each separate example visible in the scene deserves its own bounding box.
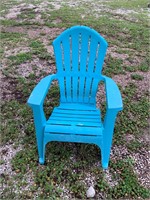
[30,40,51,60]
[106,0,149,9]
[109,159,150,199]
[103,55,125,76]
[8,53,32,65]
[1,32,26,49]
[1,0,149,199]
[131,74,144,80]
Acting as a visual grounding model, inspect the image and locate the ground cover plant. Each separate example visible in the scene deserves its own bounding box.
[0,0,150,199]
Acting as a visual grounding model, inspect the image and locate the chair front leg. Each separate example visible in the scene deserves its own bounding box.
[102,109,118,169]
[32,105,46,164]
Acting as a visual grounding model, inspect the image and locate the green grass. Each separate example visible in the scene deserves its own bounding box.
[131,74,144,80]
[109,159,150,199]
[114,84,149,144]
[30,40,51,60]
[1,31,28,54]
[1,32,24,40]
[17,11,36,20]
[1,101,32,144]
[127,140,144,152]
[8,52,32,65]
[103,56,125,76]
[106,0,149,9]
[1,19,20,26]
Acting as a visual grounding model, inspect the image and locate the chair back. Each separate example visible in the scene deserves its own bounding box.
[53,26,108,104]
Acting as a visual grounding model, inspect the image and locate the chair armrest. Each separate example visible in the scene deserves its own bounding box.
[102,75,123,111]
[27,74,57,107]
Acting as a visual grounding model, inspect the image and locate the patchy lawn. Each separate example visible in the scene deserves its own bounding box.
[0,0,150,199]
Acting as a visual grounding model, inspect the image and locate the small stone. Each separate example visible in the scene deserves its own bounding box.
[86,186,95,198]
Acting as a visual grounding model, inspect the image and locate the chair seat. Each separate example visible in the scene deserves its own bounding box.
[45,105,103,136]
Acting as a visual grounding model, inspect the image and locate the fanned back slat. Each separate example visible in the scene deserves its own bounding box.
[71,32,79,102]
[53,43,66,102]
[87,37,98,73]
[95,41,107,74]
[80,33,89,73]
[53,26,108,105]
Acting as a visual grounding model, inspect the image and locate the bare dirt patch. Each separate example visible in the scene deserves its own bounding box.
[5,4,36,19]
[133,149,150,188]
[107,46,142,66]
[113,71,149,93]
[1,26,25,34]
[4,47,31,58]
[0,143,22,175]
[16,57,56,78]
[0,143,35,196]
[1,73,17,101]
[0,74,25,102]
[2,26,64,40]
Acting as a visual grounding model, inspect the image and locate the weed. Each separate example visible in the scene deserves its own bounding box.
[0,160,5,165]
[1,32,23,41]
[18,11,36,20]
[131,74,144,80]
[30,40,50,60]
[114,84,149,145]
[127,140,144,152]
[103,55,125,76]
[0,19,19,26]
[138,57,149,72]
[106,0,149,9]
[8,53,32,65]
[125,66,139,72]
[108,159,150,199]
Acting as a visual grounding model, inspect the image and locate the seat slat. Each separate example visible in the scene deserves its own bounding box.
[45,124,103,136]
[52,112,99,118]
[49,116,100,123]
[54,107,100,115]
[58,103,96,110]
[47,120,101,127]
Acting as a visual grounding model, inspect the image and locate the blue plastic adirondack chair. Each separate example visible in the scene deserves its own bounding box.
[27,26,123,169]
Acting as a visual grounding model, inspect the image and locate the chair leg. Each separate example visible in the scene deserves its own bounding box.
[102,109,118,169]
[101,146,111,169]
[39,141,46,164]
[35,128,45,165]
[32,106,46,165]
